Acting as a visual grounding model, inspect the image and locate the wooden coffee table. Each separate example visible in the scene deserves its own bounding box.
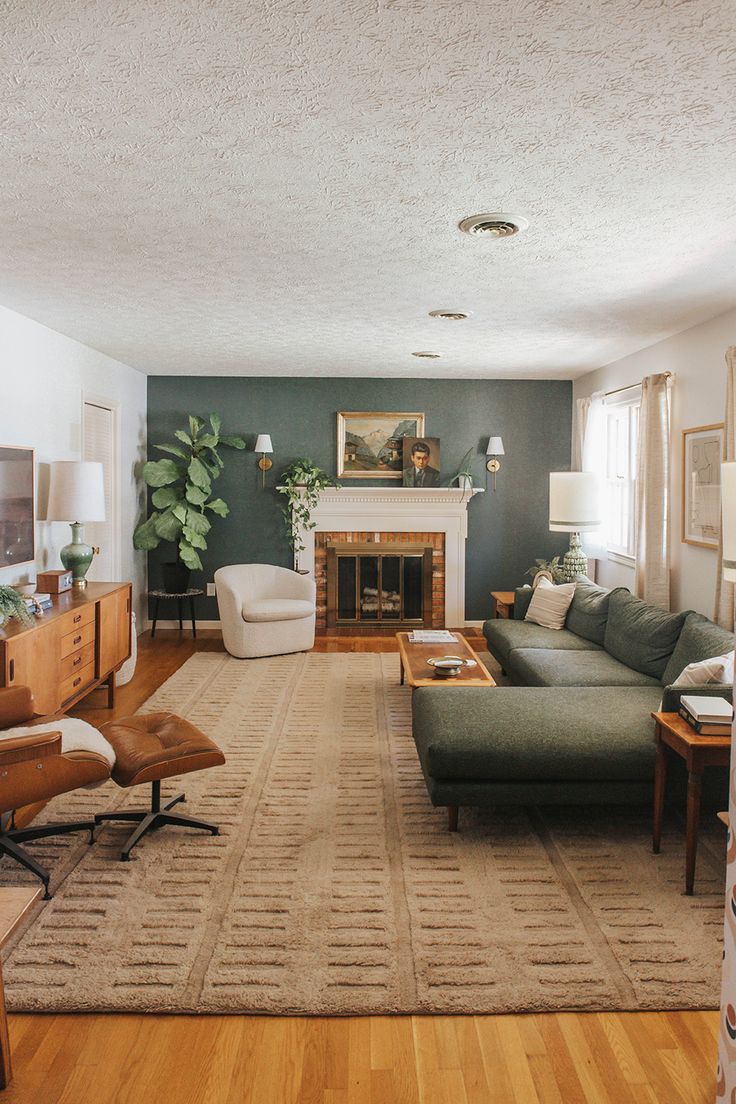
[396,632,496,689]
[651,710,732,895]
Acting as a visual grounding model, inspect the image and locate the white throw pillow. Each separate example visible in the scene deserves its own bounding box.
[524,577,576,630]
[673,650,735,688]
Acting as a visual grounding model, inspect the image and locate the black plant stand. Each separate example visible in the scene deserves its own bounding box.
[148,588,203,638]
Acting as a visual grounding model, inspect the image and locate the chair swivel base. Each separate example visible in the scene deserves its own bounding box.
[94,780,219,861]
[0,820,96,899]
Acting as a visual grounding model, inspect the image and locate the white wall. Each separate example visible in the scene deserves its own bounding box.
[573,306,736,616]
[0,305,147,624]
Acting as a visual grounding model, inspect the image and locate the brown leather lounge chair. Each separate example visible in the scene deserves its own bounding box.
[0,686,111,899]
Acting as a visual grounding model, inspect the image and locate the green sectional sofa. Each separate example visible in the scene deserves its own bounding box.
[412,580,734,827]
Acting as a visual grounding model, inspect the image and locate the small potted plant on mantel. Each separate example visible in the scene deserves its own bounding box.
[278,459,337,572]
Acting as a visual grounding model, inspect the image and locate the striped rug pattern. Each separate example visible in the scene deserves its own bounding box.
[2,651,724,1013]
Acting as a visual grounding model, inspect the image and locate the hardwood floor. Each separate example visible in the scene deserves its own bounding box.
[4,630,718,1104]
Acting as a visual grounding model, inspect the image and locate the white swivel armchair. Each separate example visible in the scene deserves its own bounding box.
[214,564,316,659]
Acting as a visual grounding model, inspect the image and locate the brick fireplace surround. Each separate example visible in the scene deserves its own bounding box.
[314,531,445,631]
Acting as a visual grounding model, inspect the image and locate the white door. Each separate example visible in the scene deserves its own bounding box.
[82,399,118,581]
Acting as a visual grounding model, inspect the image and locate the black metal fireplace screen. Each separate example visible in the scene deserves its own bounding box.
[326,543,433,628]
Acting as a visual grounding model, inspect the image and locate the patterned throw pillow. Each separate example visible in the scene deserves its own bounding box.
[524,577,576,631]
[673,651,735,687]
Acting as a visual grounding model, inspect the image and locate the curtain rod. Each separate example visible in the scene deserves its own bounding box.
[605,371,672,399]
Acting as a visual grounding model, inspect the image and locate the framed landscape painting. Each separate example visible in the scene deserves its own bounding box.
[682,423,724,548]
[337,411,425,479]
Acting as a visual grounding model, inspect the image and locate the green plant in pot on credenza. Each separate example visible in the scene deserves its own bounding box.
[0,587,34,629]
[133,414,245,592]
[278,458,337,571]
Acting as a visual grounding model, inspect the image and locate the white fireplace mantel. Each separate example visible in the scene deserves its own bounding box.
[284,487,484,626]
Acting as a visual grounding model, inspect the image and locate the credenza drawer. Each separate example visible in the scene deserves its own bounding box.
[61,661,96,704]
[61,622,96,659]
[65,605,96,632]
[60,642,95,681]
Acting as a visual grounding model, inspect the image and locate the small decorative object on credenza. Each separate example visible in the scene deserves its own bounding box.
[36,569,73,594]
[46,461,106,589]
[485,436,505,491]
[0,586,34,629]
[548,472,602,582]
[254,434,273,489]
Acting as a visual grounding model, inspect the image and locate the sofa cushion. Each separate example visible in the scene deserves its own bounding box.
[509,648,661,687]
[483,618,601,666]
[565,579,616,646]
[604,591,687,679]
[661,611,736,687]
[513,587,534,619]
[525,578,576,630]
[242,598,314,622]
[412,686,661,782]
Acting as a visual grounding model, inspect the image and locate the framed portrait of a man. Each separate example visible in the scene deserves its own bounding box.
[402,437,440,488]
[337,411,425,479]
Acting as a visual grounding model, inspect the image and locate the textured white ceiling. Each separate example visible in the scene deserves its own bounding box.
[1,0,735,378]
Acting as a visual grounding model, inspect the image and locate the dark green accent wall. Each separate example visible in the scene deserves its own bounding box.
[146,377,572,621]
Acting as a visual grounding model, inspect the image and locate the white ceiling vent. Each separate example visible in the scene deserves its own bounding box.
[428,310,471,320]
[411,350,442,358]
[458,212,529,238]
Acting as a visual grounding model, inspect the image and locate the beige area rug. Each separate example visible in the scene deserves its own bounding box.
[2,651,725,1014]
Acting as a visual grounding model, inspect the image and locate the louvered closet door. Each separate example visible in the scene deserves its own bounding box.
[83,400,117,581]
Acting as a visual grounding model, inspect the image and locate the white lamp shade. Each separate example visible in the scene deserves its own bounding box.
[722,462,736,582]
[47,461,106,522]
[254,434,273,453]
[486,436,505,456]
[549,471,601,532]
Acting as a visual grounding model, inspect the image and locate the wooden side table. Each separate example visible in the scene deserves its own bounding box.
[490,590,515,619]
[148,589,203,639]
[651,711,731,895]
[0,887,41,1087]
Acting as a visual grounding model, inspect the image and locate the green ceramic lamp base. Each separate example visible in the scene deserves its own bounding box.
[561,531,588,582]
[59,522,95,589]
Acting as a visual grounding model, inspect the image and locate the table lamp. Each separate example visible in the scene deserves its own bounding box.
[46,461,106,588]
[722,462,736,582]
[549,471,601,581]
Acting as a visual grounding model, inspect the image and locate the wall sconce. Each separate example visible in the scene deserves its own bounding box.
[255,434,273,489]
[722,462,736,582]
[485,436,505,490]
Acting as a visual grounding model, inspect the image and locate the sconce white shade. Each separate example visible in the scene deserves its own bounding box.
[47,461,105,522]
[486,436,505,456]
[722,462,736,582]
[549,472,601,533]
[254,434,273,454]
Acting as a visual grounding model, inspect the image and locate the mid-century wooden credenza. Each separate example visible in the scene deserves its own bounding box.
[0,582,132,714]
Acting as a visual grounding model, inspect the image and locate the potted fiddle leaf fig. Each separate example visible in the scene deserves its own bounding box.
[133,413,245,592]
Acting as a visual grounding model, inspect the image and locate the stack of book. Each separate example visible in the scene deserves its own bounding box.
[679,695,733,736]
[23,593,52,614]
[409,630,457,644]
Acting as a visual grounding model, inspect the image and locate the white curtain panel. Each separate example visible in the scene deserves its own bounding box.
[580,391,608,558]
[715,346,736,631]
[634,374,672,609]
[574,396,591,471]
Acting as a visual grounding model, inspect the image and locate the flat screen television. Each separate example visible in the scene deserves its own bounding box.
[0,446,35,568]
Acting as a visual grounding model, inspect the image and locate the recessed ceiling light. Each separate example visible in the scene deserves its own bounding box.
[458,212,529,237]
[412,351,442,359]
[428,309,471,321]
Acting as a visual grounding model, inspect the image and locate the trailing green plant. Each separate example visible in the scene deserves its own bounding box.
[0,586,34,628]
[525,556,566,584]
[278,458,337,560]
[133,413,245,571]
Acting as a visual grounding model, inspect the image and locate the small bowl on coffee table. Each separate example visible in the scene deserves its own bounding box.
[427,655,472,680]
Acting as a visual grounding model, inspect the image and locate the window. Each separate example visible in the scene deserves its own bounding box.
[604,390,640,559]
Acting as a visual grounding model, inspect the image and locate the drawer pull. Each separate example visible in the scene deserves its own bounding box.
[73,657,82,667]
[73,635,82,645]
[73,677,82,688]
[8,659,14,682]
[73,614,82,624]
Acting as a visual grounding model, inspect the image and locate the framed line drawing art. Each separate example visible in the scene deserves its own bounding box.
[682,423,724,548]
[337,411,425,479]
